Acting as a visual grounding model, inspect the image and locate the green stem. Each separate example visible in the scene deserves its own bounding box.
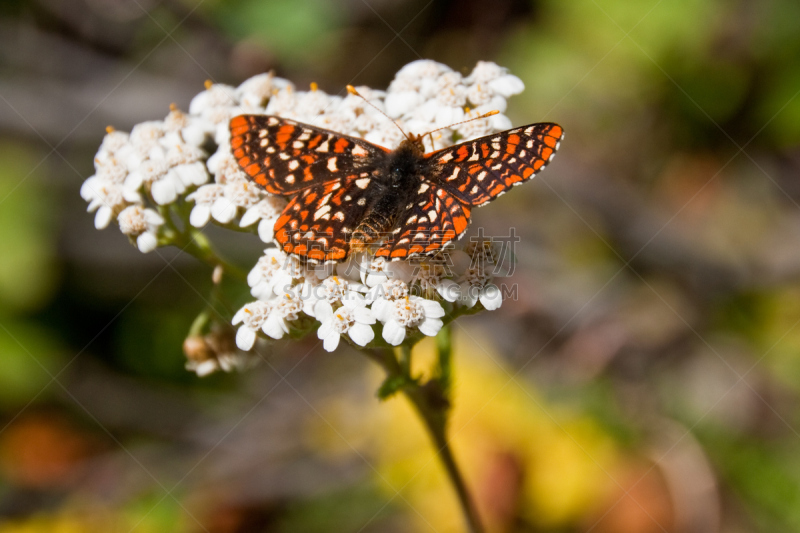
[188,310,211,337]
[400,343,413,376]
[365,345,483,533]
[174,227,248,283]
[436,323,453,395]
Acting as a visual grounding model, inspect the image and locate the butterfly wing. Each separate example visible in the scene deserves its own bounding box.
[273,178,376,262]
[374,182,471,260]
[229,115,387,195]
[230,115,389,262]
[375,123,563,260]
[427,123,563,206]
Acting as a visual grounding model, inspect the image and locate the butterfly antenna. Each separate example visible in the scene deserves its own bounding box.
[420,109,499,141]
[346,85,411,142]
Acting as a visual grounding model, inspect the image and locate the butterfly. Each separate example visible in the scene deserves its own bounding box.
[229,114,563,263]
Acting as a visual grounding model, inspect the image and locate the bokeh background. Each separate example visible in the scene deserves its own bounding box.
[2,0,800,531]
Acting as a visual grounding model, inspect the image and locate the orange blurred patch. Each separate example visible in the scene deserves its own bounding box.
[585,463,674,533]
[0,413,97,489]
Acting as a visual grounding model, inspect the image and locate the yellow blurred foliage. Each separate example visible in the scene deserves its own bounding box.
[307,330,621,532]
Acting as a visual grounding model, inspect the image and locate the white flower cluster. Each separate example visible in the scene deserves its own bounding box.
[80,107,212,251]
[81,60,525,366]
[233,242,510,353]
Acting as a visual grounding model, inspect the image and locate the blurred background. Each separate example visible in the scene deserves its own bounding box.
[2,0,800,531]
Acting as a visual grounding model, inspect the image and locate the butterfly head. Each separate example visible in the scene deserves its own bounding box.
[388,136,425,184]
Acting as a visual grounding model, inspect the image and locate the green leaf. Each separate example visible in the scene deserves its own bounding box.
[377,374,410,400]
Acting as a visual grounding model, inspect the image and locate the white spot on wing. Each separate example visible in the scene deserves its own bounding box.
[288,160,299,171]
[327,157,338,172]
[314,205,331,220]
[446,167,461,181]
[352,144,368,157]
[356,178,370,189]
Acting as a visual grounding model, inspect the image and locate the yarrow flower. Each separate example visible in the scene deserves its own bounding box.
[117,205,164,253]
[315,299,376,351]
[375,296,446,346]
[81,59,527,361]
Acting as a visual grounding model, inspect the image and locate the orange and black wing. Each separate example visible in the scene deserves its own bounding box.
[374,182,471,260]
[230,115,387,262]
[229,115,386,195]
[273,177,377,262]
[426,123,563,206]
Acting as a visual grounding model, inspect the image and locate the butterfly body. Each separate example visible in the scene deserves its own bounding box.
[230,114,563,263]
[350,137,426,250]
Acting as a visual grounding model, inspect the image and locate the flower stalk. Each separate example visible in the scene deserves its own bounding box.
[367,326,484,533]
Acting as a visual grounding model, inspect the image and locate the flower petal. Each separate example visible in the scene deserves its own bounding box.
[239,206,260,227]
[459,281,479,308]
[236,326,257,350]
[262,313,287,339]
[382,320,406,346]
[315,301,334,322]
[416,297,445,318]
[94,206,114,229]
[322,330,341,352]
[488,74,525,97]
[136,232,158,253]
[189,205,211,227]
[371,299,391,322]
[341,292,366,308]
[151,178,178,205]
[352,306,376,325]
[418,317,443,337]
[348,322,374,346]
[317,318,334,340]
[435,278,461,302]
[257,220,275,242]
[480,284,503,310]
[211,198,237,223]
